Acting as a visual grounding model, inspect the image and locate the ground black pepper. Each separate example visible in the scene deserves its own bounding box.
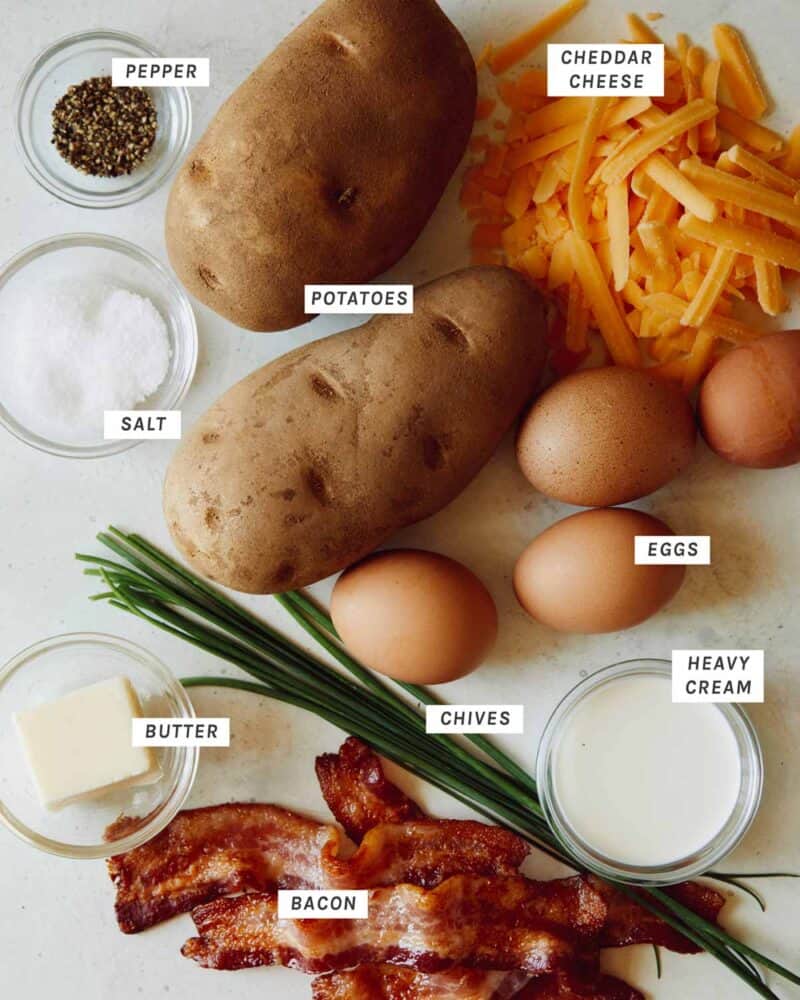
[51,76,158,178]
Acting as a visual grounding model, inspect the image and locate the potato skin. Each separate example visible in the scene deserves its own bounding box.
[164,268,547,593]
[166,0,477,332]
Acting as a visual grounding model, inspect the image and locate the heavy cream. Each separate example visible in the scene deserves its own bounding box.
[551,673,742,866]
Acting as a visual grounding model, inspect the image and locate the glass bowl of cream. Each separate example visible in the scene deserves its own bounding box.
[0,233,197,459]
[537,659,763,884]
[0,633,198,859]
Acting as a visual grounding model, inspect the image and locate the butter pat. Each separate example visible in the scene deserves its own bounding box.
[14,676,160,810]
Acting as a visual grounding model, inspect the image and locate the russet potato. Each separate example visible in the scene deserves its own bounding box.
[164,267,547,592]
[166,0,477,331]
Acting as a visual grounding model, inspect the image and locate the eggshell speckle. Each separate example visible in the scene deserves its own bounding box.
[513,508,685,634]
[699,330,800,469]
[516,367,697,507]
[331,549,498,685]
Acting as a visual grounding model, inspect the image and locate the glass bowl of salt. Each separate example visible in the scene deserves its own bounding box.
[0,233,198,458]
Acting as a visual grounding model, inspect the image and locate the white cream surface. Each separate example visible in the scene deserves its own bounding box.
[552,674,742,866]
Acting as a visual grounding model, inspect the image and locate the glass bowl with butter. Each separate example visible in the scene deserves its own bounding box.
[0,632,197,858]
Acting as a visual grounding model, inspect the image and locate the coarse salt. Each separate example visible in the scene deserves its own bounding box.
[1,275,170,443]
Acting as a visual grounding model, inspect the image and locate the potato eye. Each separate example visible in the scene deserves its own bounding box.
[324,32,356,56]
[310,374,339,399]
[337,187,357,208]
[433,317,469,352]
[198,265,221,290]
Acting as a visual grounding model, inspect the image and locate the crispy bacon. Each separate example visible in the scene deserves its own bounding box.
[323,819,528,889]
[311,967,527,999]
[110,730,728,1000]
[182,875,607,973]
[108,803,333,933]
[666,881,728,925]
[108,803,528,933]
[310,967,642,1000]
[515,967,644,999]
[316,736,425,842]
[589,877,725,954]
[315,740,726,955]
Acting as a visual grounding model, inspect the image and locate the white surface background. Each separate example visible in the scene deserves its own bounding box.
[1,1,799,998]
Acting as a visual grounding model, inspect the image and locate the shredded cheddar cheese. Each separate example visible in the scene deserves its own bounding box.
[680,247,735,327]
[569,98,613,238]
[462,5,797,386]
[726,144,800,196]
[712,25,768,121]
[642,153,718,221]
[716,105,784,154]
[490,0,588,75]
[600,101,719,185]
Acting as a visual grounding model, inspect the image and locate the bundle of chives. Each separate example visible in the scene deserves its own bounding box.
[77,528,799,999]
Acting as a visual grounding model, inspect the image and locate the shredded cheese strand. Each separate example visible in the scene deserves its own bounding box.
[681,247,736,327]
[727,144,800,195]
[490,0,587,75]
[606,179,631,291]
[680,157,800,228]
[570,235,640,366]
[600,100,718,185]
[713,24,768,120]
[569,97,613,239]
[643,153,718,221]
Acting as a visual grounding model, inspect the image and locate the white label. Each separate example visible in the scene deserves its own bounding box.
[132,718,230,746]
[426,705,524,734]
[635,536,711,564]
[104,410,182,440]
[547,44,664,96]
[112,58,210,87]
[277,890,369,919]
[672,650,764,703]
[305,285,414,315]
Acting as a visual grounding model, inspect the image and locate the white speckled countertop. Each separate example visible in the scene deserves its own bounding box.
[1,1,798,998]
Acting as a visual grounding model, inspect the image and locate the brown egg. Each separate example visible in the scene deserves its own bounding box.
[699,330,800,468]
[516,367,697,507]
[513,508,685,634]
[331,549,498,685]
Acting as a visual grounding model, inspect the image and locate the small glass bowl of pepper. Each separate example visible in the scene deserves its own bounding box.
[14,29,192,209]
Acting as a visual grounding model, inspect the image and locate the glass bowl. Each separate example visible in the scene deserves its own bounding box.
[537,659,764,884]
[0,633,197,859]
[14,29,191,208]
[0,233,198,458]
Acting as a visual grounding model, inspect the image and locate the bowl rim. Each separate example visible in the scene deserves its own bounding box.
[536,658,764,885]
[13,27,192,209]
[0,631,198,859]
[0,231,198,459]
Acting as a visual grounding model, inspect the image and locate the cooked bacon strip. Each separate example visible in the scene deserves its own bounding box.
[665,880,728,924]
[516,967,644,999]
[311,967,526,1000]
[182,875,607,973]
[311,966,642,1000]
[108,804,334,934]
[108,804,528,933]
[316,740,725,954]
[316,737,425,841]
[589,877,725,954]
[323,819,528,889]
